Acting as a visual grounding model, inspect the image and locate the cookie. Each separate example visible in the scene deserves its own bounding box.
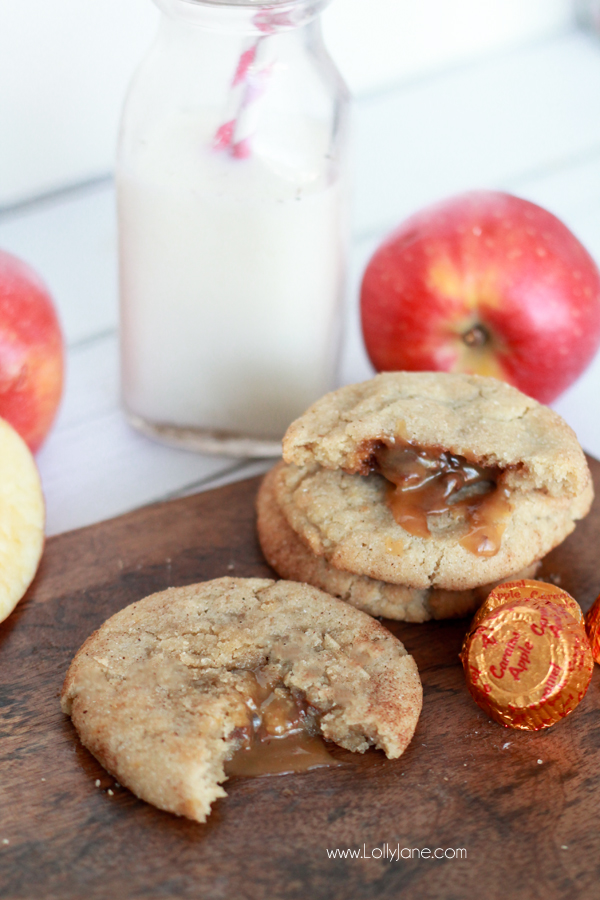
[257,463,540,621]
[277,373,592,591]
[61,577,422,823]
[283,373,591,497]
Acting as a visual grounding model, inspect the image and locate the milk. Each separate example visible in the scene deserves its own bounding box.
[118,109,346,449]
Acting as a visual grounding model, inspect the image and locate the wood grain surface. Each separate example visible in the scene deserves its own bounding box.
[1,460,600,900]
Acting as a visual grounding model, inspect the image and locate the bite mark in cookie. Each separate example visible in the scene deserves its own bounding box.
[61,577,422,822]
[283,372,591,504]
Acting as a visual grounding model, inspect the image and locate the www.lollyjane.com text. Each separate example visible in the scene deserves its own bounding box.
[326,845,467,861]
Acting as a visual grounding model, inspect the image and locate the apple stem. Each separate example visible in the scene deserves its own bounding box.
[462,324,489,348]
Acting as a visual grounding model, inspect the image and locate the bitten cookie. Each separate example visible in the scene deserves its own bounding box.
[257,463,540,621]
[61,577,422,823]
[276,373,592,591]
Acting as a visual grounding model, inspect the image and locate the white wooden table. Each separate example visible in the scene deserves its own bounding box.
[2,28,600,537]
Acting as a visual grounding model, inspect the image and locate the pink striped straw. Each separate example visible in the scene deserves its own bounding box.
[213,7,293,159]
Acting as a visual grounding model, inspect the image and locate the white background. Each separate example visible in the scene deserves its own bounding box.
[1,0,573,206]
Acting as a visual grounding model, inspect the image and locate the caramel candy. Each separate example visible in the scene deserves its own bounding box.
[374,441,512,558]
[225,670,341,777]
[584,594,600,665]
[461,582,593,730]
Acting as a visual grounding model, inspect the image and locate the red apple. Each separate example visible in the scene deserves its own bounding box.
[360,191,600,403]
[0,249,64,452]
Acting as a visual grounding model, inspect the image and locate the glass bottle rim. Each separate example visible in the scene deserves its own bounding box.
[178,0,323,6]
[154,0,331,30]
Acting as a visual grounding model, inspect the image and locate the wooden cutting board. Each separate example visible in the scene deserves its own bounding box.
[1,459,599,900]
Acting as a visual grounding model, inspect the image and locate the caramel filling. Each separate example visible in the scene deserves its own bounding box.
[225,670,340,777]
[373,441,512,557]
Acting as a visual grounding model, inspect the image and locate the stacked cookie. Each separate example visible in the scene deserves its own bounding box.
[257,372,593,622]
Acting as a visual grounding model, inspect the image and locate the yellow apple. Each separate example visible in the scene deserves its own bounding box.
[0,416,44,623]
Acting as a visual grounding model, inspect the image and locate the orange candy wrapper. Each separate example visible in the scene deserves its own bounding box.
[461,580,594,730]
[584,594,600,664]
[469,579,585,629]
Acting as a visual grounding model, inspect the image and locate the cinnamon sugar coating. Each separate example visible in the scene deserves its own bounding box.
[61,577,422,822]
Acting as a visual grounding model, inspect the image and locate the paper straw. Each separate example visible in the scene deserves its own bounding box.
[213,8,293,159]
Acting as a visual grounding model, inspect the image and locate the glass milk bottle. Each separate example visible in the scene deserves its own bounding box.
[117,0,350,456]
